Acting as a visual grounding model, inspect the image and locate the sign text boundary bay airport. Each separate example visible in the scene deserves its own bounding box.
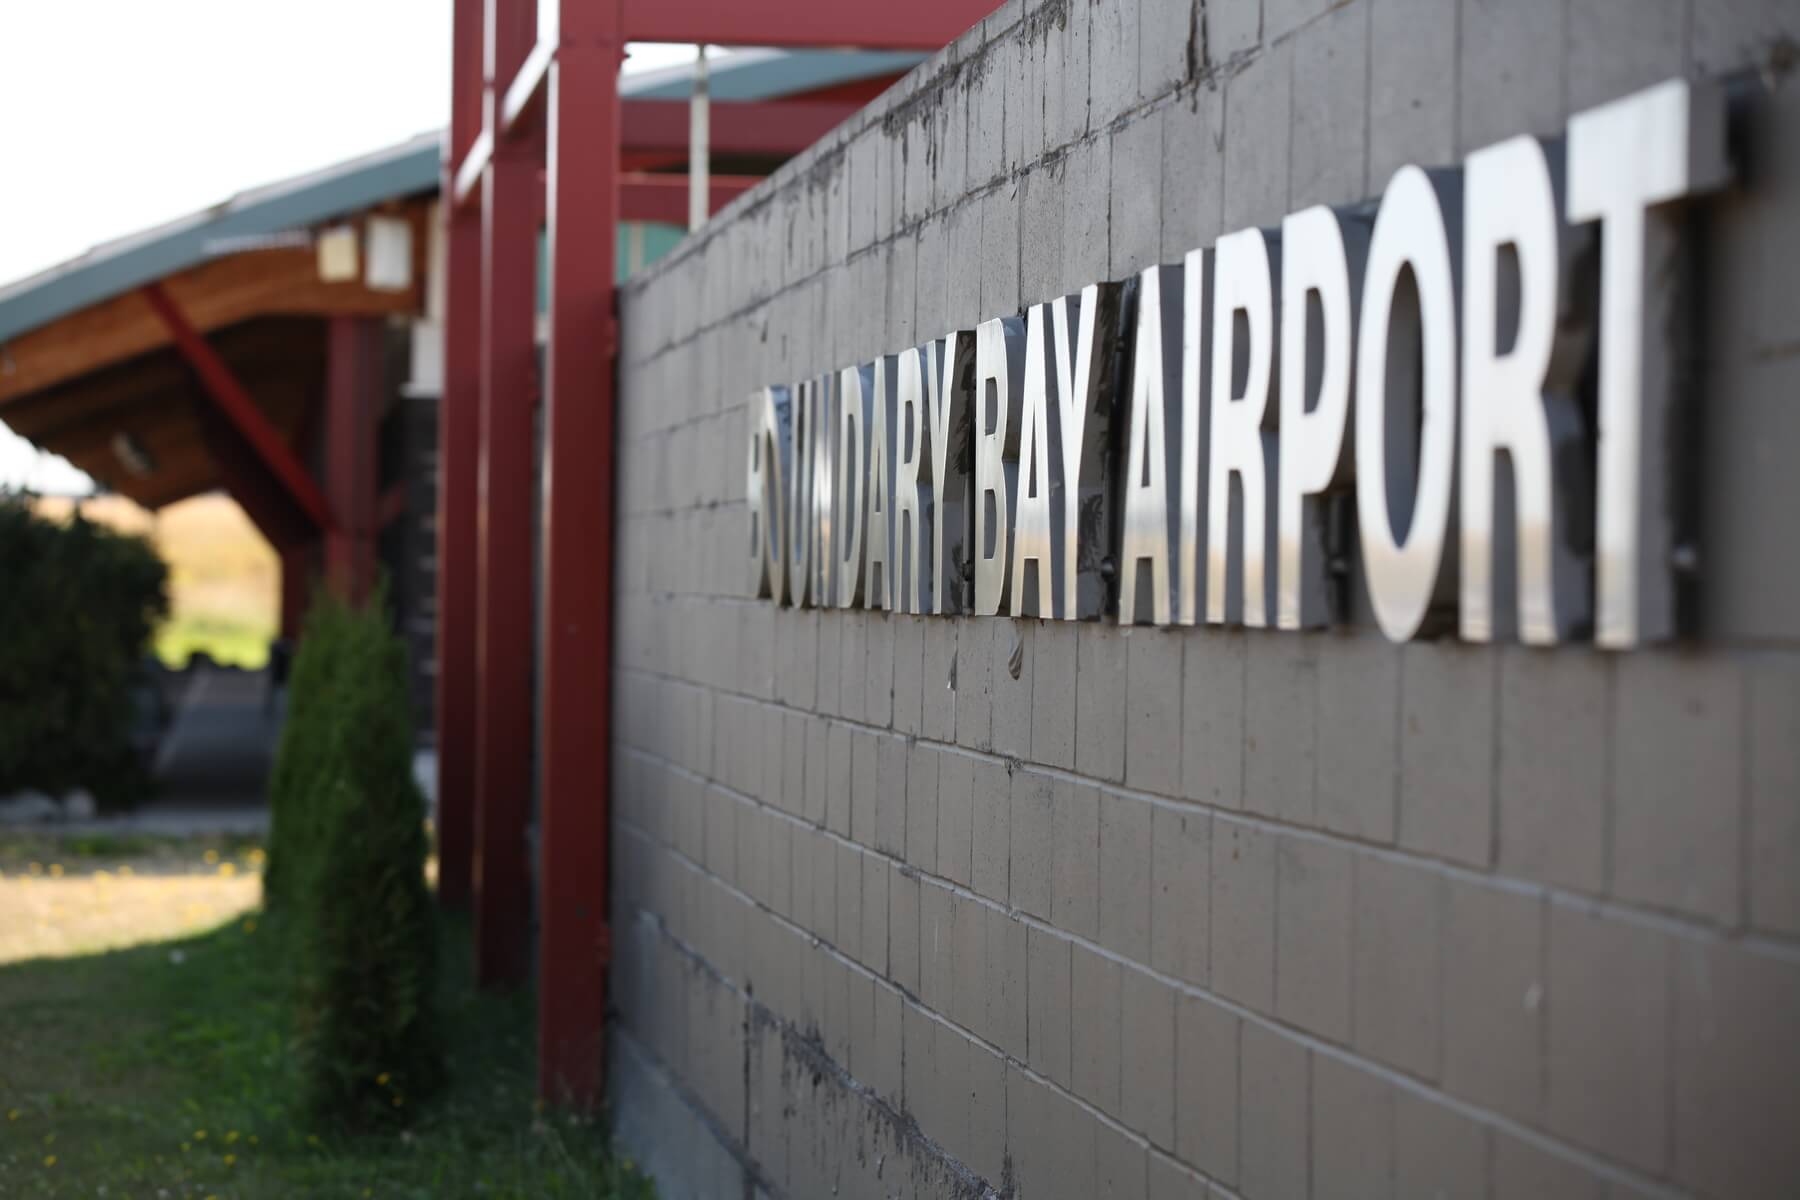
[743,79,1730,650]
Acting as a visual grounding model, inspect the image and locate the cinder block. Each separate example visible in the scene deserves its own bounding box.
[915,216,951,343]
[1097,1120,1148,1200]
[1311,1054,1396,1200]
[1088,0,1140,129]
[862,849,889,976]
[970,46,1009,188]
[950,891,989,1034]
[1027,924,1073,1087]
[1610,652,1743,926]
[1071,942,1123,1115]
[923,618,959,742]
[705,784,739,885]
[1210,818,1276,1013]
[937,748,974,885]
[1672,941,1800,1198]
[870,979,905,1100]
[1353,854,1442,1079]
[1566,0,1683,111]
[1151,805,1210,986]
[893,615,926,736]
[1160,81,1226,258]
[817,611,842,716]
[1492,1133,1605,1200]
[991,619,1035,758]
[932,82,972,218]
[851,728,877,845]
[1120,966,1177,1149]
[1182,631,1246,808]
[840,611,868,723]
[1394,1085,1488,1198]
[1076,623,1129,783]
[1288,0,1369,210]
[903,997,934,1116]
[902,116,934,230]
[1125,628,1184,796]
[1244,635,1319,825]
[1008,20,1043,172]
[1749,654,1800,936]
[1701,353,1800,641]
[1443,881,1544,1125]
[980,185,1022,321]
[967,1041,1010,1187]
[891,863,922,993]
[1367,0,1456,184]
[827,722,853,836]
[1019,160,1067,309]
[1053,778,1103,939]
[971,757,1012,903]
[1047,0,1092,149]
[1275,834,1352,1042]
[1545,902,1670,1172]
[836,841,866,962]
[1399,642,1496,868]
[1314,633,1399,842]
[867,614,895,728]
[947,201,985,333]
[1222,39,1290,232]
[1099,790,1154,963]
[903,739,937,869]
[1457,0,1567,151]
[1240,1022,1309,1200]
[782,711,808,819]
[806,827,839,948]
[986,906,1030,1060]
[1012,768,1057,919]
[1691,0,1800,76]
[1032,618,1079,769]
[886,233,919,352]
[1139,0,1194,102]
[1208,0,1261,63]
[1061,134,1112,299]
[875,733,909,858]
[955,614,995,751]
[1497,648,1607,894]
[1176,993,1240,1186]
[920,878,956,1013]
[738,802,769,908]
[1148,1151,1208,1200]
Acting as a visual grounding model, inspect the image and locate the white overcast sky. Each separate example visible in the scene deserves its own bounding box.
[0,1,697,493]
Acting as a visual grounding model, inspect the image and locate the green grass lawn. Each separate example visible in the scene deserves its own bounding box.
[154,614,274,671]
[0,901,653,1199]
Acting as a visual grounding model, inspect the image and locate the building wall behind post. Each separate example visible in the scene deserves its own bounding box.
[607,1,1800,1196]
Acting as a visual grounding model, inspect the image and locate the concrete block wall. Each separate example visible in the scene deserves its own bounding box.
[608,1,1800,1196]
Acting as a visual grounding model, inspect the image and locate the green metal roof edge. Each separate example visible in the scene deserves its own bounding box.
[0,133,443,347]
[0,49,919,348]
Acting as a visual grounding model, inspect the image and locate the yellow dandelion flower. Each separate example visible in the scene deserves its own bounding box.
[224,1154,237,1167]
[194,1129,207,1140]
[376,1072,390,1086]
[42,1155,55,1168]
[6,1108,17,1120]
[307,1134,320,1147]
[180,1142,191,1153]
[249,1134,259,1146]
[248,847,267,865]
[226,1130,239,1144]
[218,862,238,878]
[242,918,258,934]
[203,850,220,864]
[48,864,63,878]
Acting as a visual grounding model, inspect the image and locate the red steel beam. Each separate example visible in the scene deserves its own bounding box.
[473,0,538,989]
[534,0,619,1109]
[324,317,384,606]
[619,0,990,48]
[140,284,335,536]
[622,97,857,157]
[436,0,486,912]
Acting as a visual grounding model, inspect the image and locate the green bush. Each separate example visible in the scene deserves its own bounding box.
[268,587,443,1131]
[0,495,169,807]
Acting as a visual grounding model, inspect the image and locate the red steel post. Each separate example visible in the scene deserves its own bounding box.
[535,0,621,1106]
[436,0,487,910]
[324,316,384,605]
[473,0,538,987]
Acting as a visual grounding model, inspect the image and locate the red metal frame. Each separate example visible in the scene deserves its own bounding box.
[324,317,384,605]
[442,0,996,1109]
[142,283,335,536]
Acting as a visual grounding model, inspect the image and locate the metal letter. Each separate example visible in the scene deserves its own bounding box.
[1462,135,1593,644]
[1119,263,1185,626]
[1012,305,1060,618]
[746,386,788,601]
[1277,207,1364,630]
[975,317,1026,616]
[866,356,899,610]
[1356,165,1462,643]
[836,365,872,608]
[812,372,838,606]
[1051,282,1126,620]
[1207,228,1280,627]
[927,332,975,615]
[1177,249,1210,626]
[1566,78,1729,648]
[895,345,934,614]
[786,378,816,606]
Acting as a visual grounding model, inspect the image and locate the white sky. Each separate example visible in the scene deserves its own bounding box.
[0,1,697,494]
